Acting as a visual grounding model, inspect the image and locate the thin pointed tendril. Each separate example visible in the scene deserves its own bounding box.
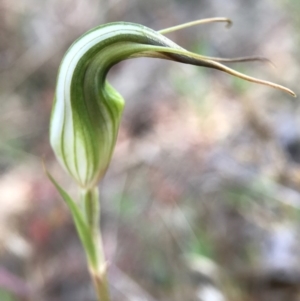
[210,59,295,97]
[159,17,232,35]
[200,55,275,68]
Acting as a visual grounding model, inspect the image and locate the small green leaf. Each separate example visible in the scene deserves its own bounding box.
[46,170,98,268]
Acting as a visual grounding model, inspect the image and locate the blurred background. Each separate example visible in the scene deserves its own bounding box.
[1,0,300,300]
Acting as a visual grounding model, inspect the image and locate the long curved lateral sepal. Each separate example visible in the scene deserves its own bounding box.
[50,21,295,188]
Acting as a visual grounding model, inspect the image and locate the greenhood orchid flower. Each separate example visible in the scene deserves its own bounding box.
[48,18,296,301]
[50,19,295,189]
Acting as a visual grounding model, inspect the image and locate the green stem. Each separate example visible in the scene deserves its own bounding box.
[81,187,111,301]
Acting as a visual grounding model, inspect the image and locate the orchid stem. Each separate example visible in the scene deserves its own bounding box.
[81,188,110,301]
